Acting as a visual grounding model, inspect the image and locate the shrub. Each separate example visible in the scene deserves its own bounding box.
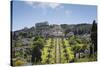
[14,59,25,66]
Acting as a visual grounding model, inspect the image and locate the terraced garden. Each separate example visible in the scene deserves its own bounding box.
[41,37,74,64]
[41,38,56,64]
[13,36,96,66]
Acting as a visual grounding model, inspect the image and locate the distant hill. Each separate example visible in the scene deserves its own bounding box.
[12,22,92,40]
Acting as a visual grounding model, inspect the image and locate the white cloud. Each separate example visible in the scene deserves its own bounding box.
[65,10,72,15]
[24,1,72,16]
[46,3,61,9]
[25,1,33,6]
[24,1,62,9]
[24,1,38,8]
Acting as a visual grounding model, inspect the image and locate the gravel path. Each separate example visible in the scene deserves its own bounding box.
[56,38,60,63]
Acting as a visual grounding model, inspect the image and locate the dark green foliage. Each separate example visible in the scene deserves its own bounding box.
[31,36,45,64]
[72,45,82,59]
[60,23,92,35]
[19,32,25,38]
[69,36,77,45]
[90,20,97,52]
[33,36,40,41]
[75,38,82,44]
[69,40,77,45]
[73,24,92,35]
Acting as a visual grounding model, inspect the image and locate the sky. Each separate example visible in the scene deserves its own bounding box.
[12,1,97,31]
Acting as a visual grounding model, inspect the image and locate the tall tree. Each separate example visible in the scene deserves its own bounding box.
[90,20,97,55]
[31,36,45,64]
